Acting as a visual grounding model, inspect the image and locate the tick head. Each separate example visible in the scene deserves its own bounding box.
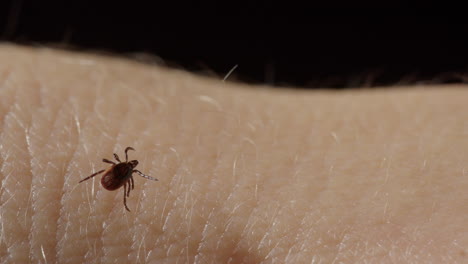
[129,160,139,168]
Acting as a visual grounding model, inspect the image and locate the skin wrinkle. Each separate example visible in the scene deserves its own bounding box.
[198,89,266,262]
[195,98,265,263]
[0,69,15,133]
[195,151,238,262]
[275,96,387,261]
[184,183,197,263]
[0,71,40,262]
[29,107,63,263]
[162,171,194,262]
[154,91,227,261]
[229,110,276,263]
[0,60,48,261]
[132,105,181,263]
[145,93,199,261]
[281,129,334,261]
[127,121,164,261]
[328,99,447,262]
[0,70,16,260]
[245,103,324,262]
[157,167,186,259]
[56,86,98,263]
[54,103,82,261]
[28,61,77,263]
[276,113,336,262]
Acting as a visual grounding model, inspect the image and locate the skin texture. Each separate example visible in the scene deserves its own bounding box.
[0,44,467,263]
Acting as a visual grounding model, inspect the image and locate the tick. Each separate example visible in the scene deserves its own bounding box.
[79,147,158,211]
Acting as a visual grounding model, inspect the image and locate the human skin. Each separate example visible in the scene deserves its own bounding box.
[0,44,467,263]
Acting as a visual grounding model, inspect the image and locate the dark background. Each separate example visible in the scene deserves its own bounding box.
[1,1,467,88]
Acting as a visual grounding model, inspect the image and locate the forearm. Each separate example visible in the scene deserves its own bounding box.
[0,44,466,263]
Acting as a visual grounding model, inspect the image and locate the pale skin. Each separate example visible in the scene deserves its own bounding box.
[0,44,467,263]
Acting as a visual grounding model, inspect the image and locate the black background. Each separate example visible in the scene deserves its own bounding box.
[1,1,468,88]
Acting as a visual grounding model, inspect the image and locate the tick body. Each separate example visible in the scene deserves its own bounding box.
[79,147,158,211]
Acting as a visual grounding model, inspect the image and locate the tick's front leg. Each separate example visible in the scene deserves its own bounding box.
[133,169,158,181]
[124,147,135,162]
[114,153,121,163]
[102,158,115,165]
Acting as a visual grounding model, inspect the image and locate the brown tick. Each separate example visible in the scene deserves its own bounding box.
[79,147,158,211]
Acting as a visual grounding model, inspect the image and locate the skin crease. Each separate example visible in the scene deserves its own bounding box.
[0,44,467,263]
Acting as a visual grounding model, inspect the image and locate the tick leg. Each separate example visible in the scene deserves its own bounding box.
[131,176,135,190]
[102,158,115,165]
[133,169,158,181]
[125,147,135,162]
[123,183,130,211]
[114,153,121,163]
[127,182,131,197]
[79,169,105,183]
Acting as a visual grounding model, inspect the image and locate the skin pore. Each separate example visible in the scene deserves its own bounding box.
[0,44,467,263]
